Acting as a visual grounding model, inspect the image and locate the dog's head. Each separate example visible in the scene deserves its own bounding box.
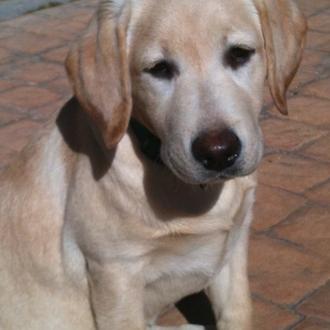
[66,0,307,184]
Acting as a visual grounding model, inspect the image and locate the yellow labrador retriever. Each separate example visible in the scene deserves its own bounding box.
[0,0,306,329]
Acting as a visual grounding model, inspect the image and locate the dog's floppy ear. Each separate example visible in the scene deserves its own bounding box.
[255,0,307,115]
[65,0,132,149]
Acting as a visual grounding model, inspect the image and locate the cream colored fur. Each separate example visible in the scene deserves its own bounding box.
[0,0,306,329]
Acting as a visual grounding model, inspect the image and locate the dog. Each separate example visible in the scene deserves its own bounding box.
[0,0,306,329]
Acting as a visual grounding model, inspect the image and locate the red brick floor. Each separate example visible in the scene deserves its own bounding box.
[0,1,329,329]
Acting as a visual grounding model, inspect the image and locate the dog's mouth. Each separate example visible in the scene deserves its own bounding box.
[130,119,250,185]
[166,152,237,184]
[130,119,242,185]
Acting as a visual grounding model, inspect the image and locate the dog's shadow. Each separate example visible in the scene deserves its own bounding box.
[56,98,114,180]
[57,101,218,328]
[176,291,216,328]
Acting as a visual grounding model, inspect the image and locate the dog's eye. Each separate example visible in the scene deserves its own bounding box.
[144,60,177,80]
[224,46,255,70]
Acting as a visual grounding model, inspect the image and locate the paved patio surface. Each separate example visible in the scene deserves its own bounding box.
[0,1,329,329]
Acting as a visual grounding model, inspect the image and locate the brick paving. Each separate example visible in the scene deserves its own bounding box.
[0,1,329,329]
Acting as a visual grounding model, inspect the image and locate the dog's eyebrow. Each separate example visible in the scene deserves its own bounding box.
[225,30,261,49]
[138,46,174,68]
[140,55,169,70]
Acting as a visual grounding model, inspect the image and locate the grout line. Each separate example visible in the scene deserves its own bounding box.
[291,280,330,310]
[285,314,306,330]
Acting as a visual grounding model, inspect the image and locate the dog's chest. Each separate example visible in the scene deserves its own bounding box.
[146,233,226,281]
[143,232,227,317]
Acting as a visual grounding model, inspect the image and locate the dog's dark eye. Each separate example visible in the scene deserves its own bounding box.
[144,60,177,80]
[224,46,255,70]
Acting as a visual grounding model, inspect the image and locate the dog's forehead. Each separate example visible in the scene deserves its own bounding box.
[129,0,260,49]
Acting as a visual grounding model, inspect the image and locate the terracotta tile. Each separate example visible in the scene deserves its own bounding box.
[290,48,330,87]
[158,308,186,326]
[263,88,273,108]
[302,78,330,100]
[289,69,317,92]
[301,134,330,163]
[73,12,94,24]
[0,47,12,63]
[0,63,10,76]
[0,145,16,169]
[0,120,41,152]
[293,317,330,330]
[305,31,330,51]
[258,154,330,193]
[253,185,306,232]
[1,12,48,30]
[299,50,330,74]
[0,58,34,75]
[0,32,64,54]
[29,99,64,121]
[41,4,94,20]
[249,235,330,305]
[0,109,25,127]
[253,297,300,330]
[0,86,60,111]
[304,31,320,49]
[55,19,87,36]
[305,180,330,206]
[300,135,330,162]
[273,207,330,259]
[46,77,71,97]
[297,281,330,321]
[0,24,17,40]
[270,96,330,129]
[308,12,330,32]
[261,118,326,151]
[22,18,82,41]
[289,49,329,88]
[75,0,98,8]
[296,0,330,16]
[80,0,98,6]
[0,80,21,92]
[42,47,69,64]
[5,62,65,84]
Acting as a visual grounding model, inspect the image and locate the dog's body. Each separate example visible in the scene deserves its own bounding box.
[0,0,306,329]
[0,101,255,330]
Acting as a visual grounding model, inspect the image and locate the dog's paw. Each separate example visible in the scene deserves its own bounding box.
[148,325,206,330]
[177,326,205,330]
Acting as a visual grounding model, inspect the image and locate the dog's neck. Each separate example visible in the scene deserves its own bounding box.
[129,119,163,165]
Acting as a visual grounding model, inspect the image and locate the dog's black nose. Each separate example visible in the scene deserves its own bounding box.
[192,129,242,172]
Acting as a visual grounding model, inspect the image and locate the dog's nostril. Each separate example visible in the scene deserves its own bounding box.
[192,129,241,172]
[201,157,214,169]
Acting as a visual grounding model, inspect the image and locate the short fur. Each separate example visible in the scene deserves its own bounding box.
[0,0,306,329]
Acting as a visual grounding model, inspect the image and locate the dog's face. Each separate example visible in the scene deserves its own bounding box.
[66,0,307,184]
[130,0,266,184]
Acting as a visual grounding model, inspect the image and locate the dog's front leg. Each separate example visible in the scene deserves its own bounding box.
[87,259,145,330]
[206,210,253,330]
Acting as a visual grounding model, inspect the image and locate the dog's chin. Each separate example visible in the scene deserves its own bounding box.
[162,155,229,186]
[163,152,258,186]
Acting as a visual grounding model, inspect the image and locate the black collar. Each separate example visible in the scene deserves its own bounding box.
[129,119,163,164]
[130,119,209,190]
